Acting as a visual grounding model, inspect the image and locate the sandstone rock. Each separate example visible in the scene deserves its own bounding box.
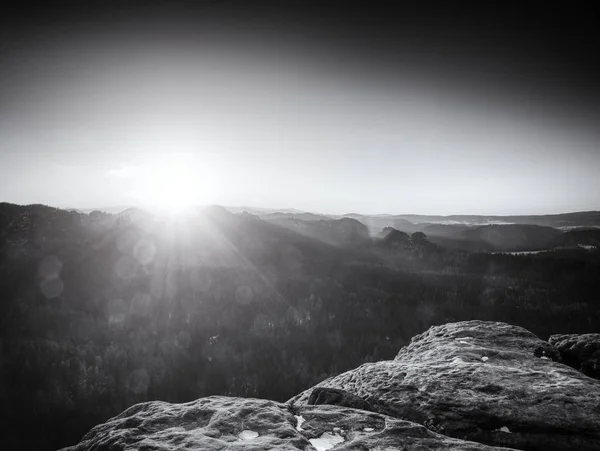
[549,333,600,380]
[292,320,600,451]
[307,387,373,412]
[61,395,514,451]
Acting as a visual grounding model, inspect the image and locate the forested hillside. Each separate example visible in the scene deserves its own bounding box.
[1,203,599,451]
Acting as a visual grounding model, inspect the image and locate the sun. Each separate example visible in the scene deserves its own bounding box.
[129,156,217,214]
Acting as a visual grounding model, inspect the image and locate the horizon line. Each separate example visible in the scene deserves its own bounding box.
[2,200,599,218]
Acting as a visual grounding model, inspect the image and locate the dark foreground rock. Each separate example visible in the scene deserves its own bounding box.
[549,333,600,380]
[292,321,600,451]
[61,396,514,450]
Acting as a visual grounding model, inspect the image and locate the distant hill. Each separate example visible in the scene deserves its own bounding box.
[322,211,600,235]
[391,211,600,228]
[425,224,563,252]
[420,223,470,238]
[4,202,600,254]
[0,202,83,248]
[331,214,420,235]
[224,206,306,216]
[377,227,410,243]
[80,205,133,215]
[74,205,600,232]
[558,228,600,248]
[261,211,330,222]
[263,216,370,246]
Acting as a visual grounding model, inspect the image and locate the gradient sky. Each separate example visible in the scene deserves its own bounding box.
[1,2,599,215]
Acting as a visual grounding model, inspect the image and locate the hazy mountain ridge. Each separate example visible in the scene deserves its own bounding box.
[378,211,600,228]
[2,202,599,255]
[423,224,565,252]
[1,202,600,450]
[251,207,600,246]
[74,205,600,229]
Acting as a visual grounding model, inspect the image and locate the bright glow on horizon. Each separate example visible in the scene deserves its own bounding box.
[109,155,219,214]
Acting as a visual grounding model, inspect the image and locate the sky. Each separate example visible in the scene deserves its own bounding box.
[1,2,599,215]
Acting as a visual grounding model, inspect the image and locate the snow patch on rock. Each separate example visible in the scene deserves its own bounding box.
[295,415,305,431]
[309,432,345,450]
[238,430,259,440]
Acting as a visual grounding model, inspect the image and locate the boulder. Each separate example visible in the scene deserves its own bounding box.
[549,333,600,379]
[307,387,373,411]
[61,396,514,451]
[292,321,600,451]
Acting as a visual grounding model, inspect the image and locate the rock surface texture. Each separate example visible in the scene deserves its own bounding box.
[61,396,514,450]
[307,387,374,411]
[549,333,600,380]
[63,321,600,451]
[293,321,600,451]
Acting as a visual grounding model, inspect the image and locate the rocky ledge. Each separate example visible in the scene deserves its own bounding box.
[63,321,600,451]
[293,321,600,451]
[61,396,514,450]
[549,333,600,380]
